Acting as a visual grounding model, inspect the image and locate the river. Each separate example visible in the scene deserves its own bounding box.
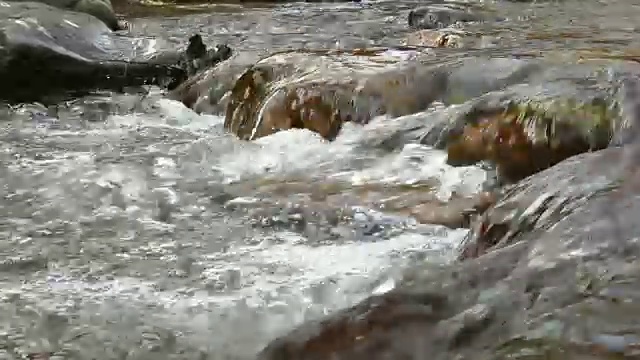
[0,0,638,359]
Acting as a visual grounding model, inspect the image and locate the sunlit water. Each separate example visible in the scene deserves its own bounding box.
[2,0,639,358]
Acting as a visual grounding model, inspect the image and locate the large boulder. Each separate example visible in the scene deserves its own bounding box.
[0,2,227,102]
[9,0,122,31]
[458,78,640,257]
[222,47,448,141]
[256,146,640,360]
[327,56,631,184]
[417,60,640,183]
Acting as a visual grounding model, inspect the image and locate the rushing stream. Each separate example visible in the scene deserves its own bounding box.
[1,0,639,358]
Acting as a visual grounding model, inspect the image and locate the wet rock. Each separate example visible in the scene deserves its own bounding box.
[404,29,500,50]
[11,0,123,30]
[443,105,597,184]
[403,29,465,48]
[147,34,233,91]
[410,191,497,229]
[70,0,122,30]
[435,303,494,348]
[443,57,545,105]
[458,147,626,261]
[350,58,546,152]
[427,62,637,182]
[223,47,447,140]
[259,146,640,359]
[0,2,188,102]
[168,54,257,115]
[610,75,640,147]
[352,109,453,152]
[407,4,485,30]
[178,34,232,78]
[256,291,453,360]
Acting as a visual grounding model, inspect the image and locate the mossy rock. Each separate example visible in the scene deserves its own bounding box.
[447,94,615,182]
[431,65,623,182]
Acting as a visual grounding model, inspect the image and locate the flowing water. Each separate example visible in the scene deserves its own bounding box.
[1,0,639,358]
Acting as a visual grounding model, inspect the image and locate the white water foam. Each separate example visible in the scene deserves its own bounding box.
[6,98,483,356]
[212,110,488,200]
[99,99,488,203]
[26,222,467,356]
[39,100,475,282]
[38,224,465,306]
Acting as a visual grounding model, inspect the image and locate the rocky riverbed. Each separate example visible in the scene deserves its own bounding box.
[1,0,640,359]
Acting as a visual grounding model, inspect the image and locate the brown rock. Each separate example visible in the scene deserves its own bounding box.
[445,110,594,183]
[404,29,465,48]
[410,191,497,229]
[256,291,453,360]
[256,289,501,360]
[224,47,448,140]
[168,55,257,115]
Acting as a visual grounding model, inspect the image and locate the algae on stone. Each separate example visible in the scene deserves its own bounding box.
[435,76,623,182]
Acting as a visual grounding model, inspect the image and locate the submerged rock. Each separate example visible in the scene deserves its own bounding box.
[256,146,640,359]
[407,4,486,30]
[410,191,497,229]
[403,28,500,49]
[0,2,190,102]
[223,47,447,140]
[403,29,466,48]
[10,0,123,30]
